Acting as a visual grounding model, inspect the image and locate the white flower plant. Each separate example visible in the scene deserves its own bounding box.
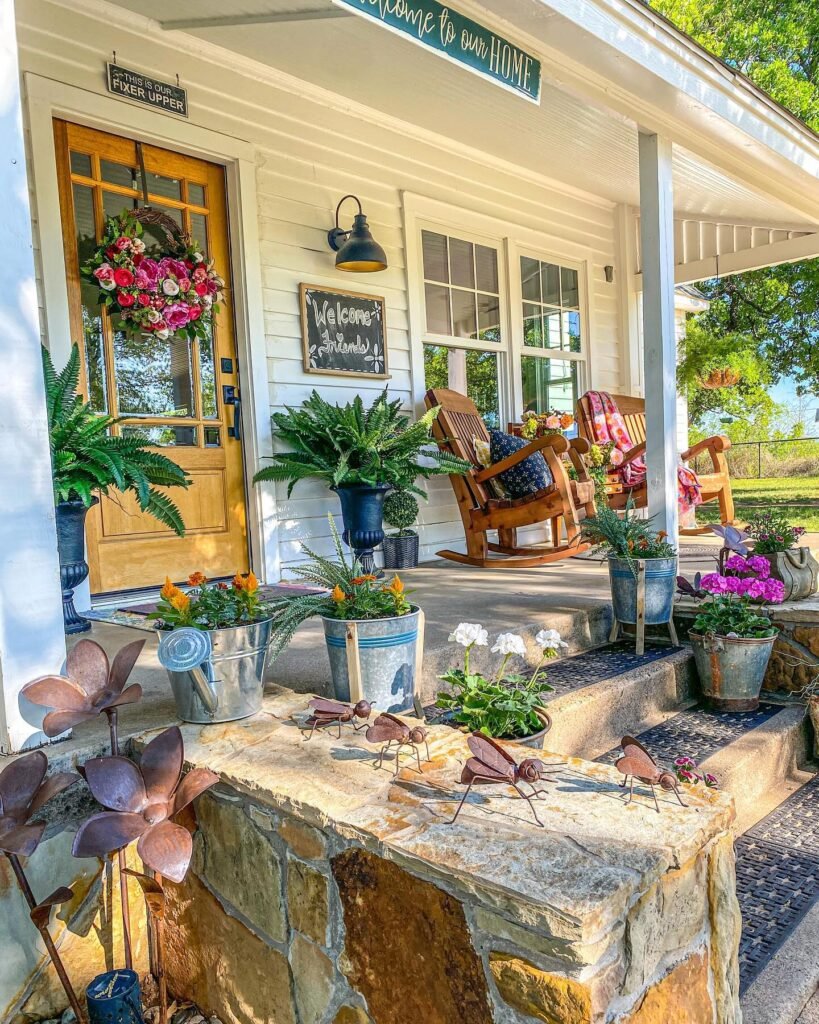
[435,623,568,740]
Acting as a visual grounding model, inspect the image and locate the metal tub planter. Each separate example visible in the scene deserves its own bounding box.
[688,630,777,712]
[158,619,273,723]
[322,607,421,713]
[609,556,678,626]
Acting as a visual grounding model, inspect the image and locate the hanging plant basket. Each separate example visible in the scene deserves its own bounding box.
[81,206,224,344]
[698,368,741,390]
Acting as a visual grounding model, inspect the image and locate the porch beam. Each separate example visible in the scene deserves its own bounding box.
[638,131,679,538]
[159,8,351,31]
[670,231,819,285]
[0,0,66,752]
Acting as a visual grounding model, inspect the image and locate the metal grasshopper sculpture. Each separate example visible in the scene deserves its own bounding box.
[303,697,373,739]
[615,735,686,813]
[365,712,431,775]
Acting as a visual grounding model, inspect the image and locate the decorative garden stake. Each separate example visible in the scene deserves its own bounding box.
[365,712,430,775]
[615,736,687,813]
[447,733,562,828]
[23,638,147,970]
[124,870,169,1024]
[302,697,373,739]
[0,752,84,1022]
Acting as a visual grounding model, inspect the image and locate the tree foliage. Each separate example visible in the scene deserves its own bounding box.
[649,0,819,420]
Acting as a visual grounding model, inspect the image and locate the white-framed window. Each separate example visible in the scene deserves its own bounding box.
[419,225,507,429]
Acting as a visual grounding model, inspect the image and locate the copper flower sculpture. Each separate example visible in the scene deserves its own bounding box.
[0,752,84,1021]
[73,726,218,884]
[22,638,146,742]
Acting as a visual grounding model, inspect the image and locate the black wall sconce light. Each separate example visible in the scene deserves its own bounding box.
[604,265,615,283]
[327,194,388,272]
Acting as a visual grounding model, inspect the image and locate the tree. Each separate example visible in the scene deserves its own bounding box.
[649,0,819,419]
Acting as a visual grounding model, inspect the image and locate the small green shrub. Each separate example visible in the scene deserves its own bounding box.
[383,490,419,535]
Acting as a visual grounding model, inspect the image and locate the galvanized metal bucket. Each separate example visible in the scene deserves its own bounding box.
[689,630,777,712]
[322,608,420,713]
[608,556,677,625]
[158,619,273,724]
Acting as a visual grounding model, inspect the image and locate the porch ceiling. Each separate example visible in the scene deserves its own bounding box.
[114,0,819,234]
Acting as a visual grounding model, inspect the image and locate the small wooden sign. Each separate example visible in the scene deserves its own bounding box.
[107,64,188,118]
[300,284,388,379]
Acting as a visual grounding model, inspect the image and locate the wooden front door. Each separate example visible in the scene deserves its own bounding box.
[55,120,249,594]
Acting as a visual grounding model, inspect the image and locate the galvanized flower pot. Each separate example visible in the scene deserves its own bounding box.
[764,548,818,601]
[322,608,420,713]
[512,708,553,750]
[689,630,777,711]
[608,556,678,625]
[159,619,273,724]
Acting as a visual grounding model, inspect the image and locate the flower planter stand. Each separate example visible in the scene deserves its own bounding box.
[608,558,679,656]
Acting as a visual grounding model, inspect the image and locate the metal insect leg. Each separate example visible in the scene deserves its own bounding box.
[512,783,544,827]
[447,778,476,824]
[672,783,687,808]
[627,775,635,805]
[336,720,343,740]
[413,743,423,773]
[424,739,431,763]
[649,783,660,814]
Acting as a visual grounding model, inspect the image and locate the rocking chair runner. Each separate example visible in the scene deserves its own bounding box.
[424,388,597,568]
[575,392,736,536]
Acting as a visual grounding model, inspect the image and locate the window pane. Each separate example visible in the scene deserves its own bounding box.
[544,309,562,349]
[561,266,579,308]
[466,350,499,429]
[520,257,541,302]
[188,183,206,206]
[563,310,581,353]
[477,293,501,343]
[523,303,543,348]
[424,283,451,334]
[101,160,138,190]
[70,152,92,177]
[475,245,498,293]
[199,333,217,417]
[422,231,448,282]
[423,344,449,392]
[449,237,475,289]
[114,333,195,418]
[541,263,560,305]
[121,425,197,446]
[451,288,477,339]
[521,356,577,414]
[103,191,137,221]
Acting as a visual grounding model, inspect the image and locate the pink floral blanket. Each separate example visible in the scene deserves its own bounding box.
[585,391,702,511]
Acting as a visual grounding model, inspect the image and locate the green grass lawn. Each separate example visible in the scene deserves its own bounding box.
[697,476,819,531]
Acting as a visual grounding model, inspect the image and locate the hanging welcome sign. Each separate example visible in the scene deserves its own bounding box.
[332,0,541,103]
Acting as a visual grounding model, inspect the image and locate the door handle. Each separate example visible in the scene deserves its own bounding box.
[222,385,241,441]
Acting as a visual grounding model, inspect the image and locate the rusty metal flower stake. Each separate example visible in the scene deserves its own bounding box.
[23,639,146,970]
[73,726,218,1024]
[0,751,84,1021]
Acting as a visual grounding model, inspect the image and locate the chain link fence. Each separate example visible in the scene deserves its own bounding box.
[691,437,819,479]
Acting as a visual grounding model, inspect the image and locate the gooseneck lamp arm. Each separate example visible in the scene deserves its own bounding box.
[328,194,363,252]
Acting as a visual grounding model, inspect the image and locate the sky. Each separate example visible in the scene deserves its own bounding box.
[769,377,819,430]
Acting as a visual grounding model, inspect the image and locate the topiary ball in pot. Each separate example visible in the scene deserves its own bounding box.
[382,490,419,569]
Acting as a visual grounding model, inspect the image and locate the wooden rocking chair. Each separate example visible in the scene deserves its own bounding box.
[424,388,596,568]
[576,392,736,536]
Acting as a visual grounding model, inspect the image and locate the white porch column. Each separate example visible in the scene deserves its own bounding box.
[0,0,66,752]
[638,132,679,538]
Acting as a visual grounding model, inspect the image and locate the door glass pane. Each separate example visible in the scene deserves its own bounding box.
[422,231,448,283]
[561,267,579,308]
[140,204,184,248]
[451,288,477,339]
[145,171,182,202]
[199,333,218,418]
[424,283,451,334]
[477,293,501,342]
[449,237,474,289]
[188,183,206,207]
[121,425,197,446]
[521,356,577,414]
[475,245,498,293]
[189,212,208,255]
[204,426,221,447]
[103,191,137,220]
[70,152,92,177]
[73,183,108,413]
[520,257,541,302]
[541,263,560,306]
[114,333,195,418]
[101,160,139,190]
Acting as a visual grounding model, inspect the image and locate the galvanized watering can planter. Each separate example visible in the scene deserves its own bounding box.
[764,547,818,602]
[158,619,273,723]
[322,607,422,713]
[607,556,679,655]
[688,630,777,712]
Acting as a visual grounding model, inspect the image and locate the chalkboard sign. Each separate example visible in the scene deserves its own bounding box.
[300,284,389,379]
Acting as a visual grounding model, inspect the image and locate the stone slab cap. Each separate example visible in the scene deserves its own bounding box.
[135,689,734,948]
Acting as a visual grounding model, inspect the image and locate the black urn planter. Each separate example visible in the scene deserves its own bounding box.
[332,483,391,575]
[382,532,419,570]
[56,499,96,634]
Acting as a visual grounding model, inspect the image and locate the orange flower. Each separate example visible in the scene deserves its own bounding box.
[161,576,179,601]
[217,582,229,591]
[169,591,191,614]
[351,574,377,585]
[657,530,668,541]
[560,413,574,430]
[188,571,208,587]
[385,575,404,596]
[233,571,260,593]
[331,585,346,603]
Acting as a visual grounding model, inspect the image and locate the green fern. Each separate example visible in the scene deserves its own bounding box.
[43,345,190,535]
[253,389,470,497]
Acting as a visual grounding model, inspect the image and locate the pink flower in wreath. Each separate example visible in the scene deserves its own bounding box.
[140,258,160,283]
[178,277,192,293]
[188,305,202,321]
[206,278,219,295]
[94,264,114,283]
[194,281,208,297]
[192,266,207,283]
[115,236,131,251]
[164,304,190,329]
[114,268,135,288]
[137,294,152,307]
[117,291,136,307]
[134,268,153,290]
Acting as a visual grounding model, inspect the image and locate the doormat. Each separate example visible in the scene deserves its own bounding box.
[86,583,326,633]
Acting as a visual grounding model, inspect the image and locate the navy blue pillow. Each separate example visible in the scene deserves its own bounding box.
[488,430,553,499]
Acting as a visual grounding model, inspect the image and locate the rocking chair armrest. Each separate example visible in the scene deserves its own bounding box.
[474,434,569,483]
[620,441,646,465]
[567,437,592,481]
[569,437,591,455]
[682,435,731,460]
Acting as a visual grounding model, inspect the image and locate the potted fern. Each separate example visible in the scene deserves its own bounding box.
[382,490,420,569]
[253,390,469,573]
[267,517,420,711]
[44,345,189,633]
